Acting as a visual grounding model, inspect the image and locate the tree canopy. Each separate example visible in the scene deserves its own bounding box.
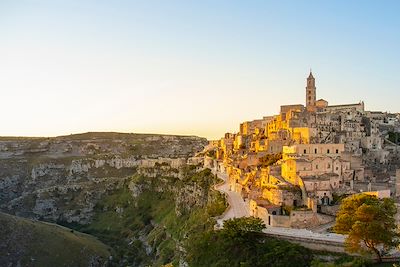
[186,217,313,267]
[222,216,266,240]
[259,153,282,167]
[334,193,399,262]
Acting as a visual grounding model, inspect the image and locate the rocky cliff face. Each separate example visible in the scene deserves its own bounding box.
[0,132,207,224]
[75,167,224,266]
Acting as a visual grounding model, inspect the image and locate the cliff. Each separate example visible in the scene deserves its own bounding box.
[72,167,226,266]
[0,132,207,224]
[0,132,221,266]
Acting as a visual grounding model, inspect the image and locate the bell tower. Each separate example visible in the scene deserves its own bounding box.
[306,71,316,112]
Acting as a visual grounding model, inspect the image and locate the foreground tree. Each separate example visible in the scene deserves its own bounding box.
[334,193,399,262]
[222,216,266,240]
[186,217,313,267]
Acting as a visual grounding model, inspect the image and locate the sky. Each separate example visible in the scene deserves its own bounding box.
[0,1,399,140]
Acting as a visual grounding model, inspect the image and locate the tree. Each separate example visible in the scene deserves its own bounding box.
[259,153,282,167]
[186,217,313,267]
[334,193,399,262]
[222,216,266,239]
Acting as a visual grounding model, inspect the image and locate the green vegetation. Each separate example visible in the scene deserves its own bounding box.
[186,217,313,267]
[334,194,399,262]
[0,212,110,267]
[207,189,228,217]
[206,149,216,159]
[292,204,311,211]
[63,181,172,266]
[388,131,400,145]
[331,193,351,205]
[259,153,282,167]
[62,168,225,266]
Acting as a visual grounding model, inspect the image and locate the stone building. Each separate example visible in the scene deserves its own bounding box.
[306,71,316,112]
[208,70,398,229]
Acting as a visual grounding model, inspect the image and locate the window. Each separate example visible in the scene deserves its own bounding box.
[336,149,339,153]
[314,148,317,154]
[304,149,307,154]
[327,149,330,154]
[316,164,319,169]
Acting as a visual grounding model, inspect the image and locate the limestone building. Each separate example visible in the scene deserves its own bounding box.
[208,69,399,229]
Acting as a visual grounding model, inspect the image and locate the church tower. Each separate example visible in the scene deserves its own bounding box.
[306,71,316,112]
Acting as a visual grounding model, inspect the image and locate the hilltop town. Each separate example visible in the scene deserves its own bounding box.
[205,71,400,229]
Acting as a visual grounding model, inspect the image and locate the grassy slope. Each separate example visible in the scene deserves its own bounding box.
[66,170,226,266]
[0,212,111,267]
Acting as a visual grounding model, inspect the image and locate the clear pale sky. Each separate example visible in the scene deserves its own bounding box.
[1,1,399,139]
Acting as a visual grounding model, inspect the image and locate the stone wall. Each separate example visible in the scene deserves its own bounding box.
[290,210,334,229]
[320,205,339,216]
[263,232,345,253]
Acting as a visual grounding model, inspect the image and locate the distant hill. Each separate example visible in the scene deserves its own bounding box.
[0,212,111,267]
[0,131,205,141]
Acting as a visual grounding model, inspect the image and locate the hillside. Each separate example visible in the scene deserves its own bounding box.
[0,132,207,223]
[0,132,210,266]
[0,212,110,267]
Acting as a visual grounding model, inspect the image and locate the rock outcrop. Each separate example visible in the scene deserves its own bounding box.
[0,132,207,224]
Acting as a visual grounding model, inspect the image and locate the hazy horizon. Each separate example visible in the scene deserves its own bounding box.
[0,130,213,140]
[1,1,399,139]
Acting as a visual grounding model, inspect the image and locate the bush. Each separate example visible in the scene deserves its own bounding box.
[186,217,313,267]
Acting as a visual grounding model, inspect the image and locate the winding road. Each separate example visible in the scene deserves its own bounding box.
[215,171,249,226]
[214,170,346,244]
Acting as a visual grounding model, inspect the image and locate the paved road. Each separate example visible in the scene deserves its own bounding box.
[214,170,346,244]
[214,171,250,227]
[263,225,345,243]
[311,221,336,233]
[216,172,249,217]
